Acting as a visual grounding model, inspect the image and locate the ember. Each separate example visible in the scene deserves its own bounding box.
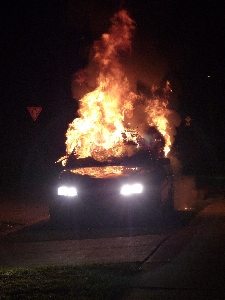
[60,10,180,165]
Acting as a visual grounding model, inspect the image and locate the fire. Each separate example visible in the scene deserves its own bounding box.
[70,166,124,178]
[66,76,138,162]
[145,82,172,156]
[62,10,177,165]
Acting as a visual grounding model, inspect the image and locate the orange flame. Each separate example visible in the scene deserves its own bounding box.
[62,10,177,165]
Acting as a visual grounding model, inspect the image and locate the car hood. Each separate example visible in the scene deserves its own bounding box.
[60,165,154,180]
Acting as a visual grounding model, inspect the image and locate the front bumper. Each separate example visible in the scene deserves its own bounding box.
[50,188,160,227]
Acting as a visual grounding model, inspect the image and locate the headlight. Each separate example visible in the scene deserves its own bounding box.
[58,186,78,196]
[120,183,143,195]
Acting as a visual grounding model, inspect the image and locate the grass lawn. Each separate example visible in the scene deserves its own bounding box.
[0,263,138,299]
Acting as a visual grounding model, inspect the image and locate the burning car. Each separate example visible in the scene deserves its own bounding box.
[49,10,179,227]
[50,145,174,227]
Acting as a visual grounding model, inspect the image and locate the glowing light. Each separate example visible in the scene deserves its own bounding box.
[58,186,77,197]
[120,183,143,195]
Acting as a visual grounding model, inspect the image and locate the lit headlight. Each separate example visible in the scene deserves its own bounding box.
[120,183,143,195]
[58,186,77,196]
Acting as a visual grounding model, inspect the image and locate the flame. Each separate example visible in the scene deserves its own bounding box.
[62,10,177,165]
[70,166,143,178]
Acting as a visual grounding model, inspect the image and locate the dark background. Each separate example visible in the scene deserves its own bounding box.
[1,0,225,195]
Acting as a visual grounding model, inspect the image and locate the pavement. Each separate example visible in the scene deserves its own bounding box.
[121,196,225,299]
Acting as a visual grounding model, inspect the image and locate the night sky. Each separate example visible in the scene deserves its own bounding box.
[1,0,225,193]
